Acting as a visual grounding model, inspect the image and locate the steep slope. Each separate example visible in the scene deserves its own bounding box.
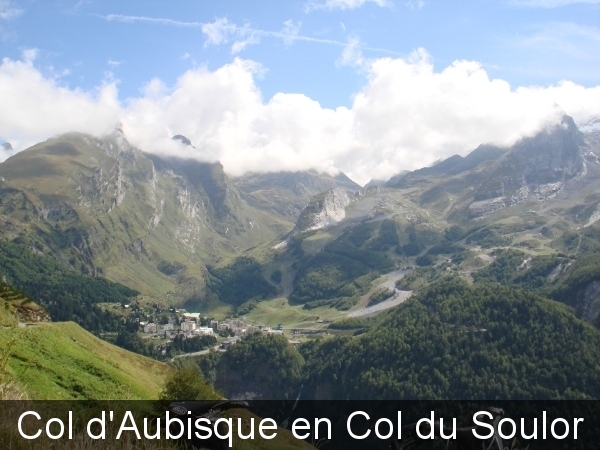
[0,130,290,300]
[293,187,351,234]
[234,170,360,222]
[261,116,599,320]
[386,115,600,223]
[0,321,173,399]
[0,279,49,327]
[300,278,600,399]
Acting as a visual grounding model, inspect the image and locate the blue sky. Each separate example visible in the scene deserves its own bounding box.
[0,0,599,183]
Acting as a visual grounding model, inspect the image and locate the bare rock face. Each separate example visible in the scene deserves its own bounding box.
[294,187,350,233]
[16,304,51,323]
[2,142,13,151]
[469,116,587,219]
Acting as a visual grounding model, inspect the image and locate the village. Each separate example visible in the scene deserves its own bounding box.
[136,309,295,358]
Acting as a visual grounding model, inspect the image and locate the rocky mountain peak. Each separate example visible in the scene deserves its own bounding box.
[2,142,13,151]
[468,115,588,219]
[172,135,194,147]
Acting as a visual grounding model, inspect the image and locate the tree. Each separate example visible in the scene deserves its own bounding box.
[158,365,220,404]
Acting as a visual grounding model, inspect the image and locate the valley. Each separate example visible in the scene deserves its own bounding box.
[1,115,600,401]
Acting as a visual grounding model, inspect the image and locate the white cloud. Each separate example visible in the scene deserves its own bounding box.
[306,0,390,11]
[0,56,120,157]
[1,50,599,185]
[121,50,599,185]
[281,20,301,46]
[102,14,401,57]
[231,33,260,54]
[201,17,238,46]
[21,47,37,62]
[0,0,22,20]
[337,36,369,68]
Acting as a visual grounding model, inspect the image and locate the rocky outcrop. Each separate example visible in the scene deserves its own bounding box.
[294,187,350,233]
[16,304,51,323]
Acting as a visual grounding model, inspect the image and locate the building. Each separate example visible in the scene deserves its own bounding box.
[181,320,197,332]
[246,325,261,334]
[194,327,214,336]
[183,312,201,322]
[143,323,157,334]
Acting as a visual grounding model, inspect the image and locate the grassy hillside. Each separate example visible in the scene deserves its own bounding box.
[0,321,173,399]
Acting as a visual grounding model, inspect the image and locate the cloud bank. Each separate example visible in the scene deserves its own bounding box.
[0,53,120,153]
[1,49,599,185]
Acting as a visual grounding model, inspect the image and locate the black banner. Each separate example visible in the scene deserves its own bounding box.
[0,400,598,449]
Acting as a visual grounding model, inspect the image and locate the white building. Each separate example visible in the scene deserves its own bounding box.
[194,327,214,336]
[181,320,197,332]
[143,323,157,334]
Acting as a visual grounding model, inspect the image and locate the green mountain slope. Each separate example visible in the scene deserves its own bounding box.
[386,116,600,224]
[0,239,138,332]
[299,278,600,399]
[0,130,290,302]
[0,321,173,399]
[234,170,360,221]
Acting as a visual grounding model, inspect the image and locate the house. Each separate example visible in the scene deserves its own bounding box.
[143,323,157,334]
[181,320,197,332]
[183,312,201,322]
[194,326,214,336]
[246,325,260,334]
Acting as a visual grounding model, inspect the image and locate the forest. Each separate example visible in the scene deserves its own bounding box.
[193,277,600,400]
[0,239,138,333]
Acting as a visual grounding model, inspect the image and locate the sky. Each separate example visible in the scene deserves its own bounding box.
[0,0,599,185]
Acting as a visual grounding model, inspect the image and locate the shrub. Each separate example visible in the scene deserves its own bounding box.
[158,365,220,404]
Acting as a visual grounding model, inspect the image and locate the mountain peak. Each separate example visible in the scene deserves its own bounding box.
[172,135,194,147]
[2,142,13,151]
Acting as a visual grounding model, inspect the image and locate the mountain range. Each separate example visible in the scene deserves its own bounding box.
[0,129,356,303]
[1,114,600,400]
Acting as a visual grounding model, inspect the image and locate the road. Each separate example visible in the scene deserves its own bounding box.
[347,290,412,317]
[170,344,222,361]
[347,269,413,318]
